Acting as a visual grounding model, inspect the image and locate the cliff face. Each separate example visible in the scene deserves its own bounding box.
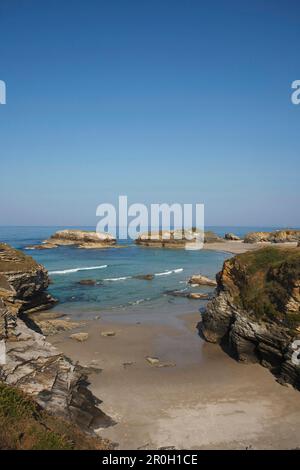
[201,247,300,389]
[0,243,113,432]
[0,243,56,313]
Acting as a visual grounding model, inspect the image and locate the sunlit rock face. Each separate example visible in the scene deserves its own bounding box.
[0,243,113,432]
[201,247,300,389]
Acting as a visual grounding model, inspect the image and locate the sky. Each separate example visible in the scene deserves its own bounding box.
[0,0,299,227]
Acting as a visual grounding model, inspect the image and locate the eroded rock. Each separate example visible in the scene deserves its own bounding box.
[200,247,300,389]
[0,243,114,432]
[188,274,217,287]
[29,229,116,250]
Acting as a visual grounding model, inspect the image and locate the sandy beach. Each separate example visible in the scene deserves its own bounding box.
[49,309,300,450]
[203,240,298,254]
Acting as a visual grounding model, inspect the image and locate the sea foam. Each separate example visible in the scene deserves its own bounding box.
[154,268,183,276]
[49,265,108,275]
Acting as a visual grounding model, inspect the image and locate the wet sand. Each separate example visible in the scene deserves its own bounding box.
[49,310,300,450]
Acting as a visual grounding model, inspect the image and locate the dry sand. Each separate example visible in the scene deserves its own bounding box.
[203,240,298,254]
[49,310,300,450]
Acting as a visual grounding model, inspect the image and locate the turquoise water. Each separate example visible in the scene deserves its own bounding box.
[0,226,291,320]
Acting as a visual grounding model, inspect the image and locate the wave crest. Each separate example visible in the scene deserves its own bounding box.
[49,265,108,275]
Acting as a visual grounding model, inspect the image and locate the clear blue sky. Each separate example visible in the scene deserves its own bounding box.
[0,0,299,226]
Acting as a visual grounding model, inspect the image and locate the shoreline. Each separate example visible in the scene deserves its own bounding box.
[48,307,300,450]
[203,240,298,254]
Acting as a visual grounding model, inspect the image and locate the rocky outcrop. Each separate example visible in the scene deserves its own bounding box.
[244,229,300,244]
[0,243,56,313]
[0,243,113,432]
[27,229,116,250]
[135,229,223,248]
[224,233,240,241]
[200,247,300,389]
[188,274,217,287]
[164,289,210,299]
[133,274,154,280]
[0,382,113,450]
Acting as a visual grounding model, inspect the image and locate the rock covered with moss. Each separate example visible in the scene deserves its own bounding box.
[201,247,300,389]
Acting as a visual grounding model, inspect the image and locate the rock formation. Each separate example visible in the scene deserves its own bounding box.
[0,243,113,432]
[244,229,300,244]
[224,233,240,241]
[0,243,57,313]
[135,229,223,248]
[27,229,116,249]
[200,247,300,389]
[188,274,217,287]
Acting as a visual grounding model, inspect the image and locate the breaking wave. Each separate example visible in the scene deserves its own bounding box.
[49,265,108,275]
[154,268,183,276]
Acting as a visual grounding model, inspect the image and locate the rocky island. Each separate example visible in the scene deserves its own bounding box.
[0,243,113,448]
[27,229,116,250]
[135,229,223,248]
[201,246,300,389]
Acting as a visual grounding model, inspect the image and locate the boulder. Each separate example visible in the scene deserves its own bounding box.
[188,292,209,300]
[134,274,154,281]
[146,356,160,366]
[224,233,240,241]
[70,332,89,342]
[188,274,217,287]
[78,279,96,286]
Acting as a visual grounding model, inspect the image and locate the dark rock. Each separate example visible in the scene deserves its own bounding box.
[224,233,240,241]
[78,279,96,286]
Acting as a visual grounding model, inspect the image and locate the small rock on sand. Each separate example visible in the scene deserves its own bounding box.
[146,356,160,366]
[123,361,135,368]
[101,331,116,337]
[70,332,89,342]
[188,292,209,300]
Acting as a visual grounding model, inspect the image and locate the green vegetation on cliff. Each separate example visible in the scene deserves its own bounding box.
[223,247,300,328]
[0,383,112,450]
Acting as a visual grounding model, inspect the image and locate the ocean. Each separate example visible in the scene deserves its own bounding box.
[0,225,288,321]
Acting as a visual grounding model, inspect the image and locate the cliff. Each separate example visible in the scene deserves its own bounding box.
[201,247,300,389]
[0,243,113,438]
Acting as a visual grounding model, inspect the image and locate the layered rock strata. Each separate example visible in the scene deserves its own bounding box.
[27,229,116,250]
[0,243,113,431]
[201,247,300,389]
